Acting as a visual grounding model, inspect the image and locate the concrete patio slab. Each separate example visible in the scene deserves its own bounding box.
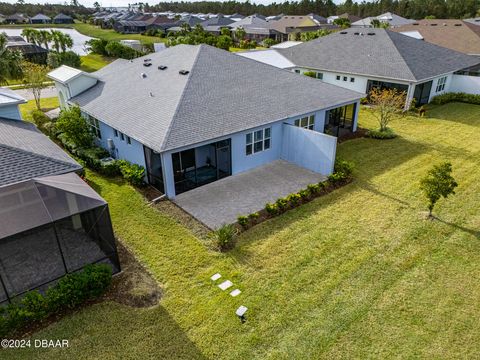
[174,160,325,229]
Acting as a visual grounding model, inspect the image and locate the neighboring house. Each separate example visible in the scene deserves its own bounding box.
[0,96,120,304]
[30,13,51,24]
[5,13,29,24]
[114,20,148,33]
[53,13,74,24]
[0,88,26,120]
[269,15,335,42]
[229,13,245,21]
[6,35,48,64]
[391,19,480,56]
[0,13,7,23]
[327,13,361,24]
[48,44,363,199]
[229,15,278,41]
[351,12,416,28]
[240,28,480,107]
[200,14,235,34]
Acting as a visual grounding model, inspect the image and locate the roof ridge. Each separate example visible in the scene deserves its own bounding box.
[159,45,203,152]
[384,30,418,81]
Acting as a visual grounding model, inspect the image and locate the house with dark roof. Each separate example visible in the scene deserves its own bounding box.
[53,13,74,24]
[269,14,337,42]
[6,35,48,64]
[30,13,51,24]
[200,14,235,34]
[5,13,29,24]
[229,15,278,41]
[240,28,480,107]
[48,45,363,200]
[0,93,119,304]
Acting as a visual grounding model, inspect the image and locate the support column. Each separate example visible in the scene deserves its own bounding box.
[161,152,176,199]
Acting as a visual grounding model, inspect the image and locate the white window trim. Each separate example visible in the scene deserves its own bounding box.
[246,127,271,156]
[436,76,447,93]
[87,115,101,139]
[294,114,315,130]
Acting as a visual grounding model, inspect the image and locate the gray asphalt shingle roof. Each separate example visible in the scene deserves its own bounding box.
[0,118,81,186]
[279,28,480,82]
[71,44,363,153]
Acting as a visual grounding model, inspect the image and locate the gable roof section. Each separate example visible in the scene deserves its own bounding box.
[0,118,81,186]
[31,13,51,20]
[0,88,26,107]
[279,28,480,82]
[71,44,363,153]
[48,65,96,84]
[54,13,73,20]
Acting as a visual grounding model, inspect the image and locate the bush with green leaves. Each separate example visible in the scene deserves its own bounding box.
[366,127,397,139]
[237,215,249,228]
[419,161,458,217]
[334,159,354,179]
[262,38,277,48]
[0,264,112,337]
[211,224,237,251]
[105,41,142,59]
[247,212,259,222]
[117,160,145,186]
[298,188,310,200]
[275,197,289,212]
[430,92,480,106]
[55,106,93,148]
[216,35,233,50]
[286,193,302,206]
[303,71,317,78]
[265,202,279,215]
[85,38,109,55]
[47,51,81,68]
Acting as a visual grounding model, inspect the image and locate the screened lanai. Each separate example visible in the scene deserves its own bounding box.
[0,173,120,304]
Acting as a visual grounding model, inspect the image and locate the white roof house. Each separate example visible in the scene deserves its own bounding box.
[271,41,303,49]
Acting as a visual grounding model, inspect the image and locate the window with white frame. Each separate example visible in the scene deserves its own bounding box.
[126,136,131,145]
[246,127,271,155]
[336,75,341,80]
[294,115,315,130]
[120,132,124,141]
[316,72,323,80]
[114,129,118,137]
[436,76,447,92]
[87,115,101,139]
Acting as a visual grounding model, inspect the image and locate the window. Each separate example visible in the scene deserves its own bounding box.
[336,75,341,80]
[343,76,348,81]
[436,76,447,92]
[246,127,271,155]
[114,129,118,137]
[350,77,355,83]
[120,132,124,141]
[316,72,323,80]
[87,115,101,139]
[294,115,315,130]
[126,136,131,145]
[294,69,301,73]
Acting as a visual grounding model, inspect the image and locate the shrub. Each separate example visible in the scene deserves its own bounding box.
[298,189,310,200]
[286,193,302,206]
[211,224,237,251]
[0,264,112,337]
[117,160,145,186]
[303,71,317,78]
[237,215,249,228]
[105,41,142,59]
[216,35,233,50]
[430,92,480,106]
[307,183,321,195]
[265,203,278,215]
[101,160,122,177]
[247,212,259,222]
[85,38,109,55]
[47,51,81,68]
[275,197,289,212]
[327,172,345,184]
[366,127,397,139]
[334,159,354,179]
[262,38,277,48]
[31,109,50,128]
[56,106,93,148]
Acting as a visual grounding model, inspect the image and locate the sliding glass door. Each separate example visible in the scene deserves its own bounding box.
[144,146,164,193]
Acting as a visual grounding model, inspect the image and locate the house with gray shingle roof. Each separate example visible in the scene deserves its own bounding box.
[48,44,363,199]
[240,28,480,107]
[53,13,74,24]
[30,13,51,24]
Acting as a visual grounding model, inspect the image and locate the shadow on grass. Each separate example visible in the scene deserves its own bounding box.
[434,217,480,240]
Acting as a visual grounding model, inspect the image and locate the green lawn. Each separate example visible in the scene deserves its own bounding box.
[19,97,59,122]
[79,53,115,72]
[73,23,164,44]
[3,103,480,359]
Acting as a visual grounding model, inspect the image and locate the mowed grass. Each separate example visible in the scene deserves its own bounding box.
[73,23,164,44]
[19,97,59,122]
[3,103,480,359]
[79,54,114,72]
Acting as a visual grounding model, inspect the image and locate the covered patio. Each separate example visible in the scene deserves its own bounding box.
[174,160,325,229]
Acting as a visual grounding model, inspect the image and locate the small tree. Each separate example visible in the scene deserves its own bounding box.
[419,162,458,217]
[23,62,49,110]
[369,88,406,132]
[55,106,94,148]
[235,26,246,41]
[333,18,351,28]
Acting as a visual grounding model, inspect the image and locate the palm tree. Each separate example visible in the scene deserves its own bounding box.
[50,30,73,53]
[38,30,51,50]
[50,30,62,52]
[0,33,23,85]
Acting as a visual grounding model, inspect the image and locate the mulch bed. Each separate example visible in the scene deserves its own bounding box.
[337,128,368,143]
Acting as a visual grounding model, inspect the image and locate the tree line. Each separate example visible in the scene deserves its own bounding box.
[145,0,479,20]
[0,2,90,17]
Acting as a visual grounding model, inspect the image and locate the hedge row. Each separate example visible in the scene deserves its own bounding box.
[236,160,354,230]
[430,92,480,106]
[58,134,145,187]
[0,265,112,337]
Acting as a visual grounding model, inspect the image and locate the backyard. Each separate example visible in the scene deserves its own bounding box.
[3,103,480,359]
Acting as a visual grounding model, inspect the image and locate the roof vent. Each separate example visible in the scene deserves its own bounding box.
[454,23,462,26]
[141,73,147,78]
[340,31,348,34]
[367,32,375,35]
[431,23,438,26]
[158,65,168,70]
[413,23,419,25]
[143,62,152,67]
[353,32,360,35]
[179,70,190,75]
[143,58,152,62]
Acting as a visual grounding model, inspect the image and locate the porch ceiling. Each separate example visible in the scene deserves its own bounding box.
[174,159,325,229]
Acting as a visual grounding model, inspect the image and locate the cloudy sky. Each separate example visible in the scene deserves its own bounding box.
[3,0,348,8]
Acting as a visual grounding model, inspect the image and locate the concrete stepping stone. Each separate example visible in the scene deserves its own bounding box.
[210,273,221,281]
[230,289,241,297]
[236,305,248,317]
[218,280,233,290]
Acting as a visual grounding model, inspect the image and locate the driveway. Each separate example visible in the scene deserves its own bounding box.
[174,160,326,229]
[13,86,57,100]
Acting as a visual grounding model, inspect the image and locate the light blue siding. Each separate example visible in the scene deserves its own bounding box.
[0,105,22,120]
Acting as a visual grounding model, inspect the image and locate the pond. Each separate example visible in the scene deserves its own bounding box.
[0,28,94,55]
